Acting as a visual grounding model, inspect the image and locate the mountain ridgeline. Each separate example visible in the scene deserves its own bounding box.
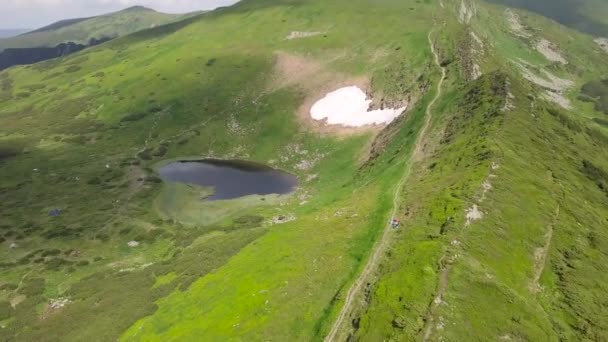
[0,6,188,70]
[0,6,185,51]
[0,29,31,39]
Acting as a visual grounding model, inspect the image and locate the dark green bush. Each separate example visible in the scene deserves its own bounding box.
[581,79,608,114]
[593,117,608,128]
[64,65,82,73]
[41,249,62,257]
[582,160,608,196]
[45,258,74,271]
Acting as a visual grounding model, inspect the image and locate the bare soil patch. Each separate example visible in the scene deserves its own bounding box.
[271,52,382,137]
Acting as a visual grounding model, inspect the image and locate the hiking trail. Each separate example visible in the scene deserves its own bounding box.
[530,204,560,293]
[324,30,447,342]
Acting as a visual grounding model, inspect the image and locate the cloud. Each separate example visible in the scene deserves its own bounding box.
[1,0,239,29]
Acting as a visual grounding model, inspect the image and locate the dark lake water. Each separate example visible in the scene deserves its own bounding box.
[158,159,298,201]
[486,0,608,37]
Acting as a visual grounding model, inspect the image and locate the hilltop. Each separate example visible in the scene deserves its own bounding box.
[0,6,188,51]
[0,30,31,39]
[0,0,607,341]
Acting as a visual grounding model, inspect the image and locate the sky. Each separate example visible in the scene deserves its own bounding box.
[0,0,240,29]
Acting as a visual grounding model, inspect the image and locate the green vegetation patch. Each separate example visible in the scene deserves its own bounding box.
[0,301,14,320]
[582,159,608,197]
[580,79,608,115]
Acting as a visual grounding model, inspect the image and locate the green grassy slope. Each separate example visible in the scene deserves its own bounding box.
[0,0,437,340]
[346,1,608,341]
[0,6,186,51]
[0,0,607,340]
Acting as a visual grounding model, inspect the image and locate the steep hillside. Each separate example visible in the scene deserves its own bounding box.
[0,30,30,39]
[0,6,185,52]
[339,1,608,340]
[0,0,607,341]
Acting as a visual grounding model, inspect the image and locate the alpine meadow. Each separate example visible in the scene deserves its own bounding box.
[0,0,607,341]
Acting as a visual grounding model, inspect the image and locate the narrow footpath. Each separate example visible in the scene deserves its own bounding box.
[324,30,447,341]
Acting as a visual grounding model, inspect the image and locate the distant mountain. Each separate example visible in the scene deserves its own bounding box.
[0,6,187,52]
[0,29,31,38]
[0,37,111,70]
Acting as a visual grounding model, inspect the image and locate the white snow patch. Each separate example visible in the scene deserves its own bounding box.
[287,31,323,40]
[595,37,608,54]
[536,39,567,64]
[310,86,406,127]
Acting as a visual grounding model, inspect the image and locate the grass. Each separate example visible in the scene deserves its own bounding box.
[352,1,608,340]
[1,0,608,340]
[0,0,439,340]
[0,7,186,51]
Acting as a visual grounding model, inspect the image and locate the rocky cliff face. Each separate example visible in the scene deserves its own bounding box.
[0,37,111,70]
